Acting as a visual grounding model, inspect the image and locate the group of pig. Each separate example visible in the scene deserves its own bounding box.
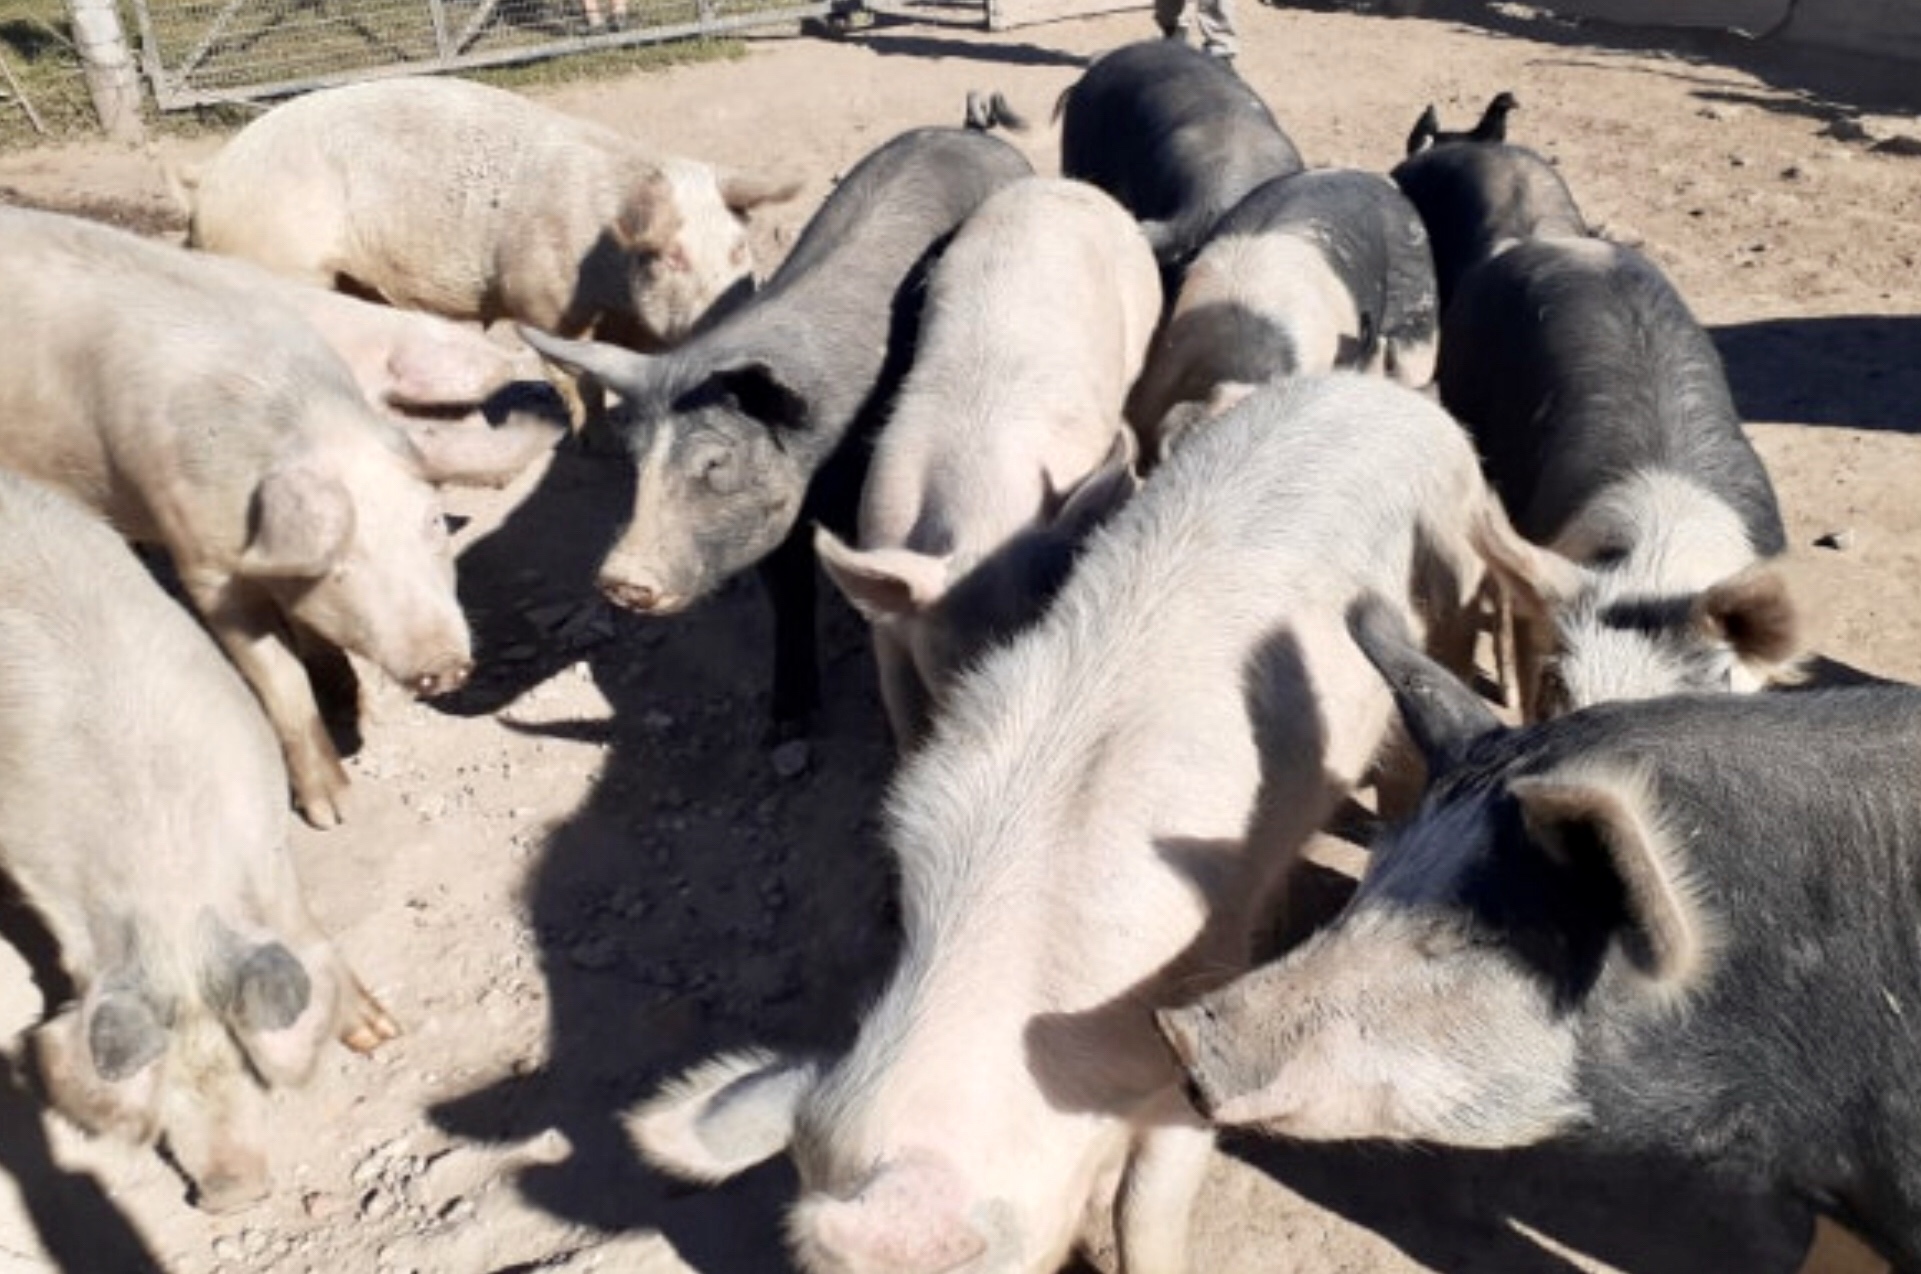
[0,27,1915,1274]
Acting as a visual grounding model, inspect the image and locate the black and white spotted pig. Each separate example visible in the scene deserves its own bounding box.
[521,127,1032,736]
[0,470,395,1212]
[1127,168,1440,457]
[1439,236,1798,718]
[1390,140,1587,311]
[1057,39,1303,283]
[1161,596,1921,1274]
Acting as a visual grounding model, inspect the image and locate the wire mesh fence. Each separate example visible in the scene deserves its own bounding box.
[131,0,832,108]
[0,0,102,148]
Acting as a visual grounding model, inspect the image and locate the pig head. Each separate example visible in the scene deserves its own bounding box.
[1158,596,1711,1148]
[31,912,398,1212]
[518,332,814,613]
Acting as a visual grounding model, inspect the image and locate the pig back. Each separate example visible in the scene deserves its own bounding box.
[702,127,1033,460]
[0,207,373,549]
[1440,237,1783,552]
[749,127,1032,319]
[0,470,285,960]
[193,77,621,317]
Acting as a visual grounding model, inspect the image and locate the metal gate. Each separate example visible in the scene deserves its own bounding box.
[129,0,834,109]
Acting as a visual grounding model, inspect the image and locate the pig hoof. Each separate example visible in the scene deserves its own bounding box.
[341,989,402,1053]
[192,1171,271,1215]
[296,791,347,830]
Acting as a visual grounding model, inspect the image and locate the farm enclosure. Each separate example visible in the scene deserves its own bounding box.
[0,3,1918,1272]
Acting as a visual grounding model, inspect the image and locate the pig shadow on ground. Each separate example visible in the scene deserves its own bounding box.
[850,26,1089,68]
[428,445,902,1268]
[1713,316,1921,434]
[0,1050,166,1273]
[1225,1134,1811,1273]
[1376,0,1921,120]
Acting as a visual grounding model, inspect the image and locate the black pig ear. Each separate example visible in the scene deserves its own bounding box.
[88,986,170,1081]
[1347,592,1503,778]
[517,326,661,399]
[1511,766,1714,991]
[713,360,808,432]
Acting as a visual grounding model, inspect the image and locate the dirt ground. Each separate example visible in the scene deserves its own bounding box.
[0,3,1919,1272]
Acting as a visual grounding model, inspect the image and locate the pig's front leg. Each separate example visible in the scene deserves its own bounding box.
[1114,1095,1215,1274]
[186,575,350,828]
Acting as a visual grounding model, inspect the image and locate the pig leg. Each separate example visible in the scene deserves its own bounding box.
[1115,1100,1215,1274]
[759,527,821,742]
[186,576,350,828]
[260,890,401,1056]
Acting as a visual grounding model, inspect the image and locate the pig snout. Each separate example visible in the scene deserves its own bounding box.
[1156,1004,1226,1120]
[193,1158,273,1214]
[409,657,474,698]
[597,568,688,615]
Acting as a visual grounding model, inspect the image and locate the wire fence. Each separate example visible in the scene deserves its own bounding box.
[130,0,833,109]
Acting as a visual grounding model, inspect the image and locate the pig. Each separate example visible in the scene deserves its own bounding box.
[1390,139,1587,310]
[1160,598,1921,1273]
[0,469,397,1212]
[628,373,1493,1274]
[1439,236,1799,718]
[1057,39,1304,281]
[1404,90,1521,156]
[183,75,797,347]
[191,255,566,489]
[812,177,1161,747]
[519,127,1033,736]
[1127,168,1440,458]
[0,206,495,828]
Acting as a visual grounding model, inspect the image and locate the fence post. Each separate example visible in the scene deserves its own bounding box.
[65,0,146,143]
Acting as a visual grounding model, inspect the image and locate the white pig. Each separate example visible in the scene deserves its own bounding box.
[193,253,565,488]
[814,177,1161,746]
[0,206,494,828]
[0,470,396,1212]
[631,373,1493,1274]
[183,76,797,347]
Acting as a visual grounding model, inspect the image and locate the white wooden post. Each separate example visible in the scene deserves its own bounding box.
[65,0,145,143]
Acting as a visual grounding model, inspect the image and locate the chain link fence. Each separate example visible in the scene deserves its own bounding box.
[129,0,834,109]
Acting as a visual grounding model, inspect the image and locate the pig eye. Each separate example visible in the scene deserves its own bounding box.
[1589,543,1629,568]
[697,448,740,495]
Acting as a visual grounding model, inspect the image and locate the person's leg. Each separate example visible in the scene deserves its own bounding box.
[1196,0,1237,60]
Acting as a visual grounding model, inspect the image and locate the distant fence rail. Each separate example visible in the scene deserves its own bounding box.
[128,0,834,108]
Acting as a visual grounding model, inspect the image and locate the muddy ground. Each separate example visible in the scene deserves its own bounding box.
[0,3,1918,1271]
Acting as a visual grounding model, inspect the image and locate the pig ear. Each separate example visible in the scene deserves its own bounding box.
[1347,592,1504,777]
[790,1154,986,1274]
[1511,766,1714,990]
[815,527,951,621]
[628,1049,817,1182]
[205,933,331,1086]
[612,171,682,255]
[517,325,661,399]
[29,983,169,1142]
[713,359,808,431]
[1471,499,1586,620]
[241,462,355,580]
[1044,428,1140,542]
[1155,382,1257,460]
[718,170,802,216]
[1692,563,1801,677]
